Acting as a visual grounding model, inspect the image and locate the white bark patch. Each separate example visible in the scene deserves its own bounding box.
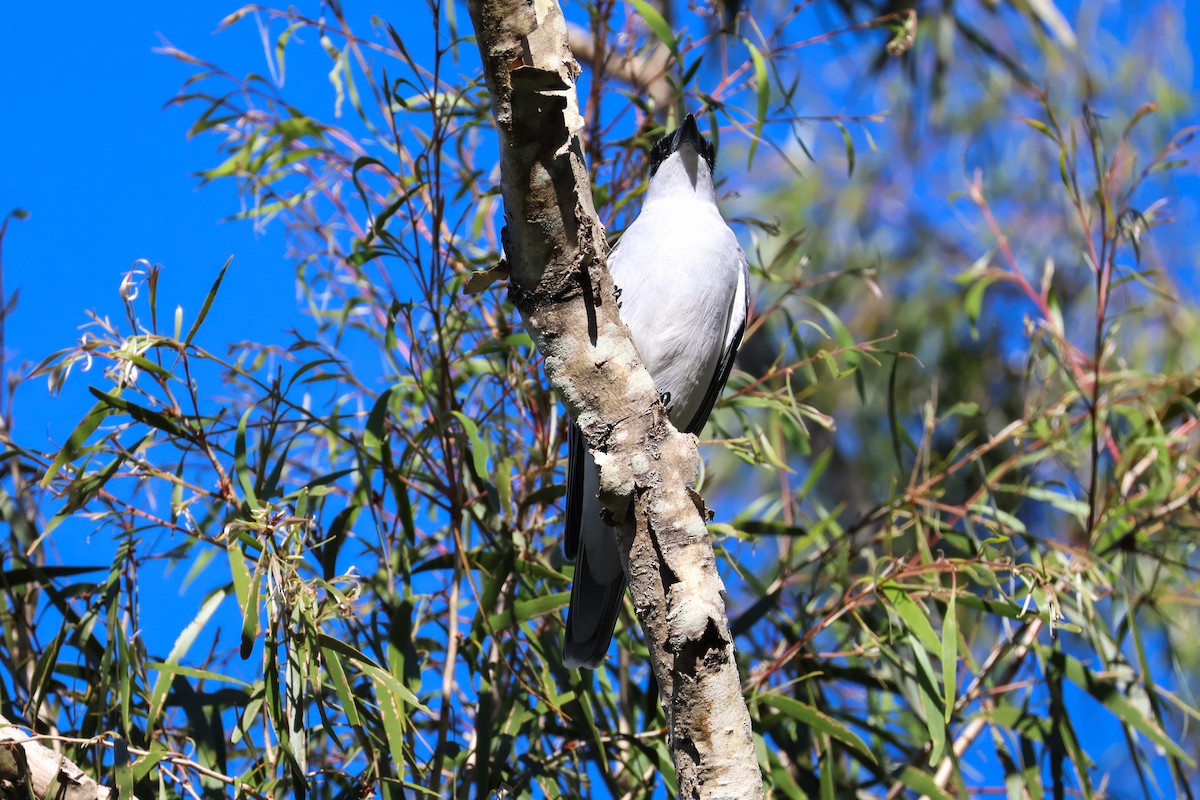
[666,582,721,651]
[593,451,632,496]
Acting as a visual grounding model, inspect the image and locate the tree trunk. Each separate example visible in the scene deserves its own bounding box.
[464,1,763,797]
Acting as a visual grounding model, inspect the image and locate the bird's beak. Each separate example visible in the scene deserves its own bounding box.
[674,113,704,154]
[672,113,705,187]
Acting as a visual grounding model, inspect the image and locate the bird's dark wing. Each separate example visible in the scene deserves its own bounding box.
[684,319,745,435]
[684,257,749,435]
[563,422,586,561]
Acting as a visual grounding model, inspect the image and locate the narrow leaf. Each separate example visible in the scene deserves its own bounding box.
[1047,649,1194,765]
[942,591,958,723]
[628,0,678,58]
[235,407,259,509]
[41,400,112,487]
[882,585,941,653]
[745,41,769,165]
[184,256,232,346]
[759,694,876,763]
[147,589,228,724]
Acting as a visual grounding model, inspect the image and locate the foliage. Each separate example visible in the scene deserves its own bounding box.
[2,1,1199,798]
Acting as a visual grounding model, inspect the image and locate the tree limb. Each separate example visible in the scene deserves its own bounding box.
[0,716,113,800]
[464,0,762,796]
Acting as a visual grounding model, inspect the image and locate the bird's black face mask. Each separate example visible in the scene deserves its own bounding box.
[649,113,717,181]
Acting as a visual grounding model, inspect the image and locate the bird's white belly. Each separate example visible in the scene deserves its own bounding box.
[609,207,741,428]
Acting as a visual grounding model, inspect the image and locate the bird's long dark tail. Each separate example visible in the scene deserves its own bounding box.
[563,424,627,669]
[562,532,626,669]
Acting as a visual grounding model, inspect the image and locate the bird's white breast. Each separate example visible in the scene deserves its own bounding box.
[609,197,743,429]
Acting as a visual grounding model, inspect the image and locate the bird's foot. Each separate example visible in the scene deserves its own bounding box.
[687,486,713,521]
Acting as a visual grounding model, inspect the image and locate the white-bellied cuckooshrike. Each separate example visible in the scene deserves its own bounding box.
[562,113,750,669]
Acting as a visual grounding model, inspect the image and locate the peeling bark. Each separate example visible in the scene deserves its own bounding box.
[465,1,763,796]
[0,716,113,800]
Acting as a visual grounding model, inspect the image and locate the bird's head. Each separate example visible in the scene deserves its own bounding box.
[646,113,717,202]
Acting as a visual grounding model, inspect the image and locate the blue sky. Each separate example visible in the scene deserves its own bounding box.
[3,4,301,418]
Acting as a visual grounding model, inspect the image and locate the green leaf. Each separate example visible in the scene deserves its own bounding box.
[322,645,361,727]
[759,731,809,798]
[43,448,137,537]
[0,565,105,585]
[316,632,381,666]
[1046,649,1195,765]
[27,626,68,723]
[132,742,168,783]
[145,661,251,688]
[184,256,232,346]
[954,595,1080,632]
[41,399,113,487]
[942,591,958,723]
[361,661,429,713]
[680,54,704,89]
[964,274,998,340]
[168,590,228,664]
[274,22,304,85]
[486,591,570,630]
[114,736,133,799]
[986,703,1050,742]
[799,295,858,366]
[882,585,941,653]
[744,40,769,165]
[227,545,257,659]
[1017,116,1058,142]
[819,739,835,800]
[760,694,876,763]
[364,388,393,451]
[147,589,228,725]
[628,0,678,59]
[834,119,854,177]
[886,355,914,472]
[911,636,947,763]
[1148,158,1188,174]
[897,766,953,800]
[376,667,409,764]
[87,386,188,439]
[235,407,259,509]
[347,247,387,267]
[451,410,496,507]
[120,352,181,383]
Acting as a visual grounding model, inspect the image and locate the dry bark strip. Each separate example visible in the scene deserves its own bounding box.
[464,1,763,796]
[0,716,113,800]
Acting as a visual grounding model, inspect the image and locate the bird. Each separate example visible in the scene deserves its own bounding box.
[562,113,750,669]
